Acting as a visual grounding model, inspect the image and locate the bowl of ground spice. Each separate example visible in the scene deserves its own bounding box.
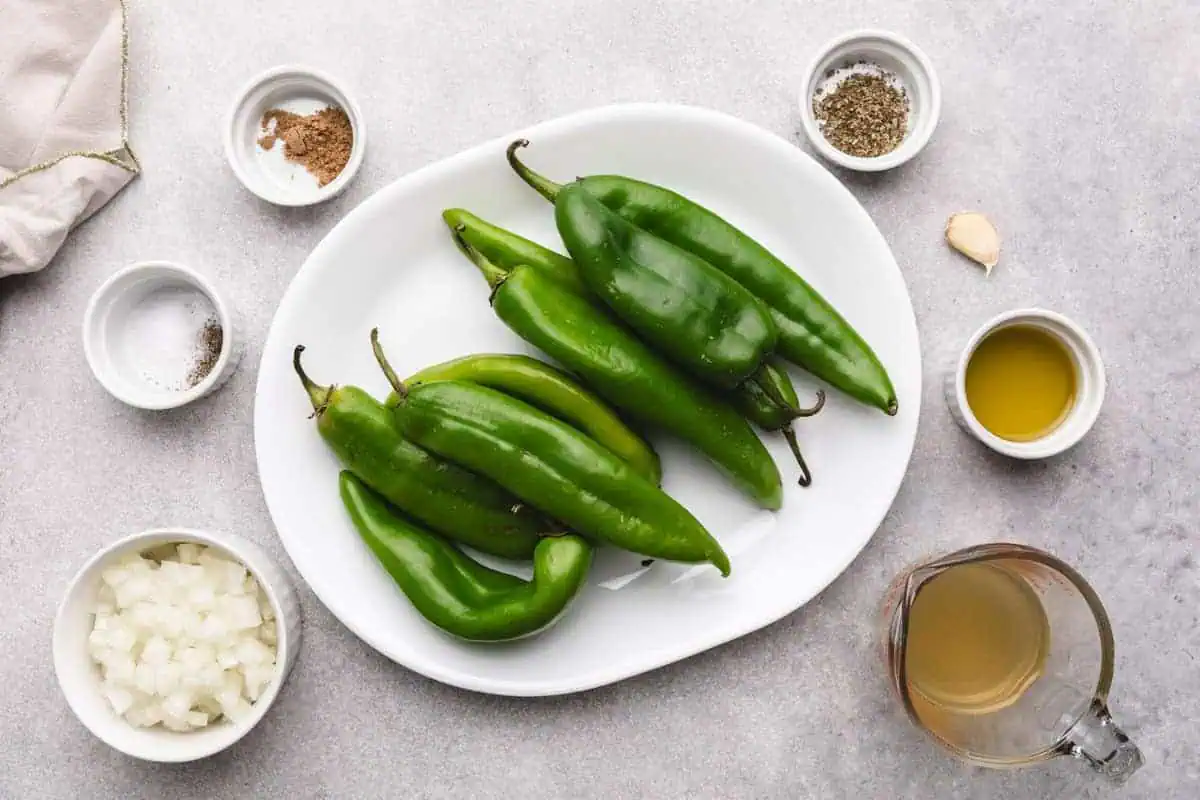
[225,65,365,206]
[799,30,940,172]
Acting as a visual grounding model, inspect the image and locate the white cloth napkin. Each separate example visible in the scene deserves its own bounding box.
[0,0,138,276]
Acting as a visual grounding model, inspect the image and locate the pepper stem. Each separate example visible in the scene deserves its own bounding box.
[369,328,407,398]
[451,224,509,290]
[506,139,563,202]
[781,425,814,488]
[779,390,823,485]
[793,389,826,418]
[293,345,333,416]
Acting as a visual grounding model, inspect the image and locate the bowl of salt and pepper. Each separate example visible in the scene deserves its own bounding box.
[799,30,941,172]
[83,261,240,410]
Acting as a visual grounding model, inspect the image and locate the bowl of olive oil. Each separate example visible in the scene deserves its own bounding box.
[947,309,1105,459]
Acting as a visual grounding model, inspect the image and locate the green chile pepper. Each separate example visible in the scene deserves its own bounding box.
[508,140,898,415]
[340,472,591,642]
[445,208,795,413]
[448,206,816,434]
[449,236,783,510]
[372,333,733,573]
[400,354,661,484]
[294,346,544,559]
[554,184,778,389]
[442,215,822,487]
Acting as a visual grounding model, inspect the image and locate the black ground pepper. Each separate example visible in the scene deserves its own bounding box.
[187,318,224,387]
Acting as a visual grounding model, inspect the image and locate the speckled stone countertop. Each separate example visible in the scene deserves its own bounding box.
[2,1,1197,797]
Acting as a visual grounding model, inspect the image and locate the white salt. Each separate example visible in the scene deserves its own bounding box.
[113,286,216,391]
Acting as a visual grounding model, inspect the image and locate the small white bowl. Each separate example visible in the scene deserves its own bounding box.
[83,261,241,410]
[945,308,1106,459]
[225,65,365,206]
[53,529,302,763]
[799,29,941,172]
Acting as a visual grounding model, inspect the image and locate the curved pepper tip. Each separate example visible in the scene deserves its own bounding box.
[711,549,732,577]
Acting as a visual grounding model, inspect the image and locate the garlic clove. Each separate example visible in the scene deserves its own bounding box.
[945,212,1000,274]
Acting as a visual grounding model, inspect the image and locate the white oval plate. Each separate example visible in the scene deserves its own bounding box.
[255,104,921,696]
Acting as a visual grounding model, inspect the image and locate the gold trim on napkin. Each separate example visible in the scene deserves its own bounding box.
[0,0,139,192]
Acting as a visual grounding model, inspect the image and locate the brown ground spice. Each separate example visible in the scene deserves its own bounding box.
[258,106,353,186]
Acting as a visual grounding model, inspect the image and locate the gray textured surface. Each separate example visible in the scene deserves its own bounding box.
[1,0,1197,797]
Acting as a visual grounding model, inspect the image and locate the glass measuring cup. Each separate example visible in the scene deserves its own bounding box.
[881,543,1142,783]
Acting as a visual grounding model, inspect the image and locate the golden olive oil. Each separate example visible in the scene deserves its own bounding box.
[905,562,1049,716]
[965,325,1077,442]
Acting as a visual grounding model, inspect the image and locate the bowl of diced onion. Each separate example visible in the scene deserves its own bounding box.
[53,528,301,762]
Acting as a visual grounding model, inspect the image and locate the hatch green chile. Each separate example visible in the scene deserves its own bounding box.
[372,331,733,572]
[553,184,778,389]
[442,216,823,486]
[443,208,800,420]
[401,353,660,484]
[448,235,783,510]
[441,212,825,484]
[507,139,898,415]
[293,346,543,559]
[340,472,591,641]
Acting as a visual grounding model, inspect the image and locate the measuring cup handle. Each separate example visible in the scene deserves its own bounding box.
[1064,700,1143,783]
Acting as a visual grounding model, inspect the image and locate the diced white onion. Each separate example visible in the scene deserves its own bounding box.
[88,544,278,732]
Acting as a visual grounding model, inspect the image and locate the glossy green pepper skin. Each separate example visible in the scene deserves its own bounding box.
[554,185,778,389]
[401,354,661,485]
[293,346,544,560]
[372,335,733,572]
[508,140,898,415]
[340,472,591,642]
[444,209,796,420]
[444,212,824,487]
[450,239,783,510]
